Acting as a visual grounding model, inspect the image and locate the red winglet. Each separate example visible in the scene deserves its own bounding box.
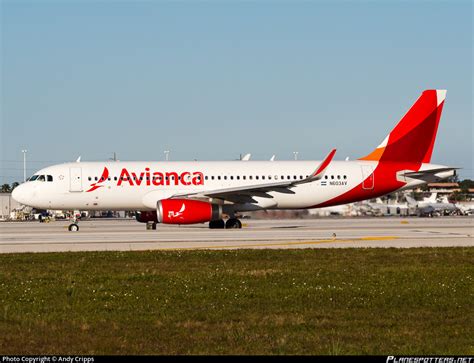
[313,149,336,179]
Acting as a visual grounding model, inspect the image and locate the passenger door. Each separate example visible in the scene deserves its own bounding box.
[69,167,83,192]
[361,165,374,190]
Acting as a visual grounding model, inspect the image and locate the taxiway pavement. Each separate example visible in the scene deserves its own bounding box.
[0,217,472,253]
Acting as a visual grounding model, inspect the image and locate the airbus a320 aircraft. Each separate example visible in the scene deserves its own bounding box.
[12,90,457,231]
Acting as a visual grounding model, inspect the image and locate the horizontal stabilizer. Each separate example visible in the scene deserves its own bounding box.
[402,167,459,179]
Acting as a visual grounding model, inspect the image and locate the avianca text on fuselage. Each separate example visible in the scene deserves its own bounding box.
[117,168,204,187]
[86,167,205,192]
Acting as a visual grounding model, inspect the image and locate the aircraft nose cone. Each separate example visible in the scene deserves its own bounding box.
[12,184,29,205]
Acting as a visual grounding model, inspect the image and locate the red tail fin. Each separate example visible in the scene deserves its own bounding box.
[360,90,446,163]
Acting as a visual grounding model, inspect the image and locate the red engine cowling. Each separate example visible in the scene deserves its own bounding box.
[157,199,222,224]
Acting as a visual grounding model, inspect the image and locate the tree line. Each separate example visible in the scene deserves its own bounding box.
[1,182,20,193]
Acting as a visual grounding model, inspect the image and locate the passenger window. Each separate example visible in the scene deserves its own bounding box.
[47,175,53,182]
[262,176,265,180]
[224,176,227,180]
[343,175,347,179]
[325,175,328,179]
[114,177,118,181]
[256,176,259,180]
[268,176,272,180]
[237,176,240,180]
[88,177,92,181]
[293,176,297,179]
[300,176,303,179]
[218,176,221,180]
[243,176,246,180]
[230,176,234,180]
[249,176,253,180]
[337,175,340,179]
[331,175,334,179]
[211,176,215,180]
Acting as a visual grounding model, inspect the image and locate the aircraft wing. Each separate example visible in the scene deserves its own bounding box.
[171,149,336,204]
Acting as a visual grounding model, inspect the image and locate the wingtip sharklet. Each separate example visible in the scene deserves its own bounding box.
[313,148,337,179]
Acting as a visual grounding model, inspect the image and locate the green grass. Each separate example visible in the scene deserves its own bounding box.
[0,248,472,355]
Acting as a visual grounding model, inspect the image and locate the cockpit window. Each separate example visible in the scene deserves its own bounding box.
[37,175,46,182]
[29,175,39,181]
[47,175,53,182]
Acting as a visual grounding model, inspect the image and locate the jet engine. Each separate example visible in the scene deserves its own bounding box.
[157,199,222,224]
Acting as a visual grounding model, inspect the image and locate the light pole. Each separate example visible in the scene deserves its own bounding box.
[293,151,299,161]
[21,149,28,182]
[164,150,170,161]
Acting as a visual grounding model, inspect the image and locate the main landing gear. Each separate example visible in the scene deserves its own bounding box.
[209,218,242,229]
[146,221,157,230]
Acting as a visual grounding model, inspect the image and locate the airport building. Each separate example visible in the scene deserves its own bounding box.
[0,193,21,220]
[415,182,474,200]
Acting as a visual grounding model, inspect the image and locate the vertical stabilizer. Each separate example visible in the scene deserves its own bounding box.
[360,90,446,163]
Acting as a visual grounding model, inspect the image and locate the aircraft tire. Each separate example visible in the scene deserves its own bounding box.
[68,223,79,232]
[225,218,242,229]
[209,219,225,229]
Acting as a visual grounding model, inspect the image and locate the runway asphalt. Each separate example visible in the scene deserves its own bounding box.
[0,217,472,253]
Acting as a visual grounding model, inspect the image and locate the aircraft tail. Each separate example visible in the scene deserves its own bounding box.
[441,195,450,204]
[360,90,446,163]
[405,195,417,206]
[425,193,438,203]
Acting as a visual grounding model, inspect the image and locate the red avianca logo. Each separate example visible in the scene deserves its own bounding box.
[86,167,204,192]
[86,167,109,192]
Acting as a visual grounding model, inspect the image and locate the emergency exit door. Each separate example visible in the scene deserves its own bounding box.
[361,165,374,190]
[69,167,83,192]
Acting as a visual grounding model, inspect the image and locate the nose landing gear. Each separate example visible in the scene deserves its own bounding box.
[68,215,80,232]
[68,223,79,232]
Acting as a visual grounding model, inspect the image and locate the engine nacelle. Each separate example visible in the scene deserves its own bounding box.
[157,199,222,224]
[135,211,158,223]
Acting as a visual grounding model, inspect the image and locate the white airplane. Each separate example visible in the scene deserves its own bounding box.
[405,192,459,216]
[13,90,457,231]
[366,197,409,215]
